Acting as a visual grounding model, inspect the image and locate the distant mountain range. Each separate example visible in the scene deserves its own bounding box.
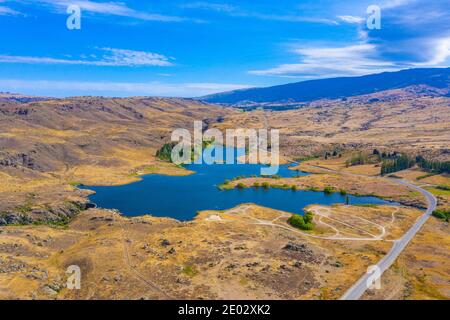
[201,68,450,105]
[0,92,50,103]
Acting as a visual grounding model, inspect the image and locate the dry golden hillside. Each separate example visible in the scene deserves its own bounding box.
[215,89,450,160]
[0,97,232,224]
[0,91,448,300]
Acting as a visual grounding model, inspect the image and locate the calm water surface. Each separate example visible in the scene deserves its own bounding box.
[81,147,396,220]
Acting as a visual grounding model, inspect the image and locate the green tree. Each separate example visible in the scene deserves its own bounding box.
[288,214,313,230]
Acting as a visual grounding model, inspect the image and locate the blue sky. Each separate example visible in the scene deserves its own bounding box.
[0,0,449,97]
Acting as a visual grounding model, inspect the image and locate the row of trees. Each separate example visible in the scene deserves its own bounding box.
[416,156,450,174]
[381,153,450,175]
[432,209,450,222]
[324,150,342,159]
[381,154,416,175]
[345,150,390,166]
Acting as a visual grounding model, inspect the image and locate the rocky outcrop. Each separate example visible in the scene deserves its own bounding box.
[0,200,90,226]
[0,151,39,171]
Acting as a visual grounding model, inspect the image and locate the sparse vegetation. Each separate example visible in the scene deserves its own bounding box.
[353,204,379,208]
[432,209,450,221]
[426,186,450,196]
[182,265,198,277]
[416,173,437,180]
[346,152,369,166]
[296,155,319,162]
[16,203,32,214]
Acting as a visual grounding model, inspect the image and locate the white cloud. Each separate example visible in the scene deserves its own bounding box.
[0,5,21,15]
[182,1,338,25]
[413,37,450,66]
[0,79,252,97]
[249,43,399,78]
[337,15,364,24]
[0,48,174,67]
[17,0,186,22]
[246,13,338,25]
[97,48,174,66]
[382,0,417,9]
[181,2,237,13]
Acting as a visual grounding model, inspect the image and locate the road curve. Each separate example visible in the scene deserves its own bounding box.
[340,179,437,300]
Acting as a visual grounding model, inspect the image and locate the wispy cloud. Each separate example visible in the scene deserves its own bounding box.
[0,48,174,67]
[0,3,21,16]
[412,37,450,66]
[382,0,418,9]
[249,43,399,78]
[182,1,338,25]
[0,79,252,97]
[337,15,364,24]
[182,2,237,13]
[253,0,450,79]
[367,0,450,66]
[14,0,187,22]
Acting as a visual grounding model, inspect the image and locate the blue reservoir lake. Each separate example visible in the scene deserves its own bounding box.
[81,147,396,220]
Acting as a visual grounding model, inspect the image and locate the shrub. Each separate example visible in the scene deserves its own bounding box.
[324,186,335,194]
[156,142,177,162]
[346,152,369,166]
[16,203,32,214]
[288,213,314,230]
[303,211,314,224]
[416,173,437,180]
[236,183,246,190]
[182,265,198,277]
[291,185,297,191]
[262,182,270,189]
[339,189,347,195]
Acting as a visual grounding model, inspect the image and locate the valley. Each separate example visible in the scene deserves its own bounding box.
[0,76,449,300]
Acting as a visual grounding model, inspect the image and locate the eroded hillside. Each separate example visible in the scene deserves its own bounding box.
[0,97,232,224]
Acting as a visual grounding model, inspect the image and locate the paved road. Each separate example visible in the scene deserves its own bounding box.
[340,179,437,300]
